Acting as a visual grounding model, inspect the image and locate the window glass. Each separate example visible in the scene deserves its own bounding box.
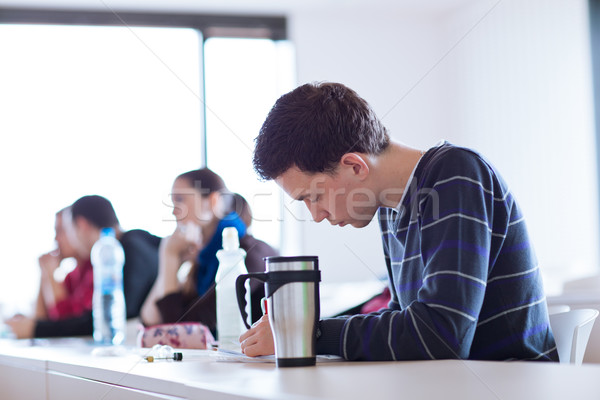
[0,24,203,310]
[204,38,295,248]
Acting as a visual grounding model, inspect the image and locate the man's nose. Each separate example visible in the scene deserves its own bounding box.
[308,205,328,223]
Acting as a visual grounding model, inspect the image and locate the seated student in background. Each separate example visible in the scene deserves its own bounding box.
[36,209,84,322]
[6,207,88,338]
[140,168,278,333]
[6,195,160,338]
[240,82,558,361]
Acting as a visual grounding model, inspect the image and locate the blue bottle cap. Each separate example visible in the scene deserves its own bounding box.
[101,227,115,237]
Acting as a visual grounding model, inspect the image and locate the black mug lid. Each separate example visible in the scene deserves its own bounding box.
[264,256,318,263]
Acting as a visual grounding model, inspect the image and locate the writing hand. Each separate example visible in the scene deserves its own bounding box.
[239,315,274,357]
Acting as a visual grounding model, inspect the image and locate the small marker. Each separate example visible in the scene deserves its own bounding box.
[144,352,183,362]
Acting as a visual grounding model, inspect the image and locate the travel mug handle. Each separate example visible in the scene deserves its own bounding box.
[235,273,268,330]
[264,270,321,297]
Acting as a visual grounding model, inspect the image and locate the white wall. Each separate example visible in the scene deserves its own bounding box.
[438,0,599,294]
[286,0,599,293]
[287,8,448,283]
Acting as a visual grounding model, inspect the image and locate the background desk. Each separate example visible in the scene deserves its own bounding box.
[1,339,599,400]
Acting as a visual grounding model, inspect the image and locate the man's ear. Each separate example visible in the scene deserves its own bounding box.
[73,216,89,232]
[340,153,370,179]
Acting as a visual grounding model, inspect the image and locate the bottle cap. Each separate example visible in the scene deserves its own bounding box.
[100,227,115,237]
[222,227,239,250]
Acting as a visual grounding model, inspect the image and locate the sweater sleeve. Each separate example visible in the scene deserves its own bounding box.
[318,152,495,360]
[34,311,93,338]
[155,288,218,331]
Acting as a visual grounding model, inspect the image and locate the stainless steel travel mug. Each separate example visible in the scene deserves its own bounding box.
[236,256,320,367]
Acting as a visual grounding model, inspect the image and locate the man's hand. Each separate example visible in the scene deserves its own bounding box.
[5,315,35,339]
[38,250,62,277]
[239,315,275,357]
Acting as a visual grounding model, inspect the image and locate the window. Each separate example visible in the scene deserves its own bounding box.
[204,37,295,246]
[0,9,290,312]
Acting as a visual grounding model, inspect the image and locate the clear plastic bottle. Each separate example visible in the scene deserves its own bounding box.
[215,227,249,350]
[91,227,126,345]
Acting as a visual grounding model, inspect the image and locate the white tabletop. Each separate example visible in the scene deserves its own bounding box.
[1,338,600,400]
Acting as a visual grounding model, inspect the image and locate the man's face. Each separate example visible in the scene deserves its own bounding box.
[275,165,378,228]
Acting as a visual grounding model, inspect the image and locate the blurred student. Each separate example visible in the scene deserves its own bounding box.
[140,168,278,333]
[6,195,160,338]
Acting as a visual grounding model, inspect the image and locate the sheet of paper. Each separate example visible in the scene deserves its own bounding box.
[210,348,343,363]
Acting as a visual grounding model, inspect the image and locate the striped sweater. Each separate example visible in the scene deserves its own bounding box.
[316,142,558,361]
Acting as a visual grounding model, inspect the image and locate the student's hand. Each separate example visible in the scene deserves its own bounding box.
[5,314,35,339]
[239,315,274,357]
[163,223,202,261]
[38,250,62,276]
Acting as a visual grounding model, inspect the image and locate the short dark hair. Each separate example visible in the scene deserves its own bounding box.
[253,82,390,180]
[176,168,226,196]
[71,195,119,229]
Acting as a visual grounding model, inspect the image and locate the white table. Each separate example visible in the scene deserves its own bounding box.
[0,338,599,400]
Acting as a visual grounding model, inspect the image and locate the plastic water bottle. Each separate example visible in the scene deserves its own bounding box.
[91,227,126,345]
[216,227,249,350]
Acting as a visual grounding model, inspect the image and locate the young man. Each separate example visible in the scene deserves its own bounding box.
[240,82,558,361]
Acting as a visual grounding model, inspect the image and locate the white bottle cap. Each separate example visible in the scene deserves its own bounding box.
[222,227,239,251]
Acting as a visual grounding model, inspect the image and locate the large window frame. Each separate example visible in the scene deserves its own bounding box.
[0,7,288,310]
[590,0,600,254]
[0,8,286,38]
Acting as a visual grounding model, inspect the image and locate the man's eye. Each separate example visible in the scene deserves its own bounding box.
[302,195,319,205]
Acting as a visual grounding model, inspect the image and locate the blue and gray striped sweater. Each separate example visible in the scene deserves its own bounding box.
[317,142,558,361]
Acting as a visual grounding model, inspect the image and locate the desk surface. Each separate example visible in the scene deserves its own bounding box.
[1,339,600,400]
